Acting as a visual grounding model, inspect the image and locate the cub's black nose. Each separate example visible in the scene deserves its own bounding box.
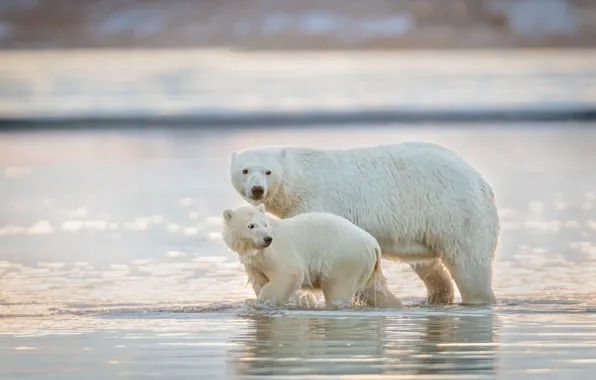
[263,237,273,245]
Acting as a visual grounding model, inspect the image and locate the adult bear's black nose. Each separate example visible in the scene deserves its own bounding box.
[251,186,264,198]
[263,236,273,245]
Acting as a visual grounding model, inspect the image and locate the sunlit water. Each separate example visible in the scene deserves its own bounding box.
[1,124,596,379]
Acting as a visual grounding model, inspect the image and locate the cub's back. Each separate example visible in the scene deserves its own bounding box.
[279,212,379,251]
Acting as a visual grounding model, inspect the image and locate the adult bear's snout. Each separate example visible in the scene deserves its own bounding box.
[251,186,265,199]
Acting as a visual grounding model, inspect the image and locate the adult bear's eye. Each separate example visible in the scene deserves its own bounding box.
[265,170,271,175]
[248,224,255,229]
[242,169,248,175]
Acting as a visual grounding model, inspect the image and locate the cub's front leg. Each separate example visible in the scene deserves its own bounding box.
[246,268,268,297]
[247,266,313,306]
[257,272,303,306]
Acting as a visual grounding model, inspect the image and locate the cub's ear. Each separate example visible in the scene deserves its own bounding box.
[280,149,288,161]
[223,209,235,223]
[256,204,266,213]
[230,151,238,162]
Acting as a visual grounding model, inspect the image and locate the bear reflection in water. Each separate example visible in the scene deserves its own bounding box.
[229,313,499,377]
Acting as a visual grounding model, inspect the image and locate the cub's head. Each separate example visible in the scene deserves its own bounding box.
[229,148,287,205]
[221,204,273,254]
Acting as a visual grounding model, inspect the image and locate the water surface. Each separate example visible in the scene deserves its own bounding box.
[1,124,596,379]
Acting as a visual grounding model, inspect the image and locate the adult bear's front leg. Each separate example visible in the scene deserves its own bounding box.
[410,260,455,304]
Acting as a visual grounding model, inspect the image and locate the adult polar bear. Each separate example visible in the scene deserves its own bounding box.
[229,141,499,305]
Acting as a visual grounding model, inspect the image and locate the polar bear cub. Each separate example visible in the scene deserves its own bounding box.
[221,204,403,309]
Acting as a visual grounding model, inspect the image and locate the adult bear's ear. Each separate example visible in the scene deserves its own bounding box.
[223,209,235,223]
[256,204,266,213]
[280,148,288,161]
[230,151,238,162]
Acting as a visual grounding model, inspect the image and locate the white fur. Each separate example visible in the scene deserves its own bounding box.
[221,204,403,309]
[230,141,500,305]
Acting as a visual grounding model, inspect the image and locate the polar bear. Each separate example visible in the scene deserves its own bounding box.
[229,141,500,305]
[221,204,404,309]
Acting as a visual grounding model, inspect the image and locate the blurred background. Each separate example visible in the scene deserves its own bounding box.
[2,1,596,379]
[0,0,595,123]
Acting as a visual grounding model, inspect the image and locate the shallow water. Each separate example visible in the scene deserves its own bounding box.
[1,124,596,379]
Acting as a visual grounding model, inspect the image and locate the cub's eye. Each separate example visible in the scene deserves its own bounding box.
[265,170,272,175]
[263,223,267,227]
[242,169,248,175]
[248,224,255,229]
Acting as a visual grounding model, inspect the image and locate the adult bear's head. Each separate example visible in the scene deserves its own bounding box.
[229,147,289,205]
